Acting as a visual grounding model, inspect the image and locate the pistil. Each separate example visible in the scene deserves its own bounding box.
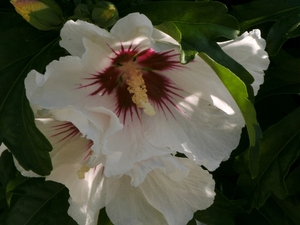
[126,68,156,116]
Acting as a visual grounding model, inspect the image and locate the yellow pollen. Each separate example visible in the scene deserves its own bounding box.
[77,166,90,179]
[126,69,156,116]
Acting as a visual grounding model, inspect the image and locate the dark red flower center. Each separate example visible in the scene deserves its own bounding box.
[82,44,183,122]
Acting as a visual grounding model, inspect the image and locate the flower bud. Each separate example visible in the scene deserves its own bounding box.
[10,0,64,31]
[91,1,118,28]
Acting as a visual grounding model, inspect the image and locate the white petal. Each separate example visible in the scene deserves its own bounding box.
[105,175,168,225]
[25,56,86,109]
[0,145,40,177]
[50,106,123,168]
[103,118,174,177]
[126,155,189,187]
[33,117,103,204]
[68,165,106,225]
[110,13,153,43]
[60,20,110,57]
[142,56,244,170]
[141,158,215,225]
[46,133,92,203]
[0,143,7,155]
[37,117,107,225]
[176,100,243,171]
[218,29,269,95]
[151,27,181,52]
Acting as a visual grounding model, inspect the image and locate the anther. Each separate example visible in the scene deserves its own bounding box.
[126,69,156,116]
[77,166,90,179]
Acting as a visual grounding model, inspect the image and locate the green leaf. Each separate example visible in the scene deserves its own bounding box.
[0,150,18,190]
[0,56,53,176]
[236,106,300,210]
[97,208,113,225]
[122,1,239,40]
[257,52,300,100]
[172,23,260,177]
[235,208,272,225]
[0,185,9,223]
[194,190,245,225]
[273,195,300,224]
[266,7,300,56]
[6,178,76,225]
[285,163,300,195]
[199,53,261,177]
[231,0,300,31]
[175,24,254,95]
[258,196,295,225]
[154,21,182,43]
[0,9,58,69]
[187,219,197,225]
[0,7,66,176]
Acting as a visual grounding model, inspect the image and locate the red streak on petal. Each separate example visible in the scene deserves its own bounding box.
[51,122,81,144]
[83,142,93,160]
[81,67,121,96]
[109,42,139,66]
[115,83,140,123]
[78,42,185,121]
[137,49,182,71]
[144,71,182,115]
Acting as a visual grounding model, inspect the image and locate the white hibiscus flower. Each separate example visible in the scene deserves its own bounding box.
[17,108,215,225]
[25,13,269,179]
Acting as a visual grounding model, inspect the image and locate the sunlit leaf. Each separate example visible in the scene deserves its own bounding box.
[236,106,300,210]
[199,53,261,177]
[155,21,182,43]
[160,22,260,177]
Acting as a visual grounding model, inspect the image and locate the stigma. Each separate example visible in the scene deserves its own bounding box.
[125,68,156,116]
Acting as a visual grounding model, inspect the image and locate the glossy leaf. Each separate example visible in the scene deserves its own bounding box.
[6,178,76,225]
[155,21,182,43]
[199,53,261,177]
[236,106,300,210]
[0,57,53,176]
[0,8,67,176]
[171,21,260,176]
[122,1,239,40]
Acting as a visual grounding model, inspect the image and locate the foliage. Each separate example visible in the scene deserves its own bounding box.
[1,0,300,224]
